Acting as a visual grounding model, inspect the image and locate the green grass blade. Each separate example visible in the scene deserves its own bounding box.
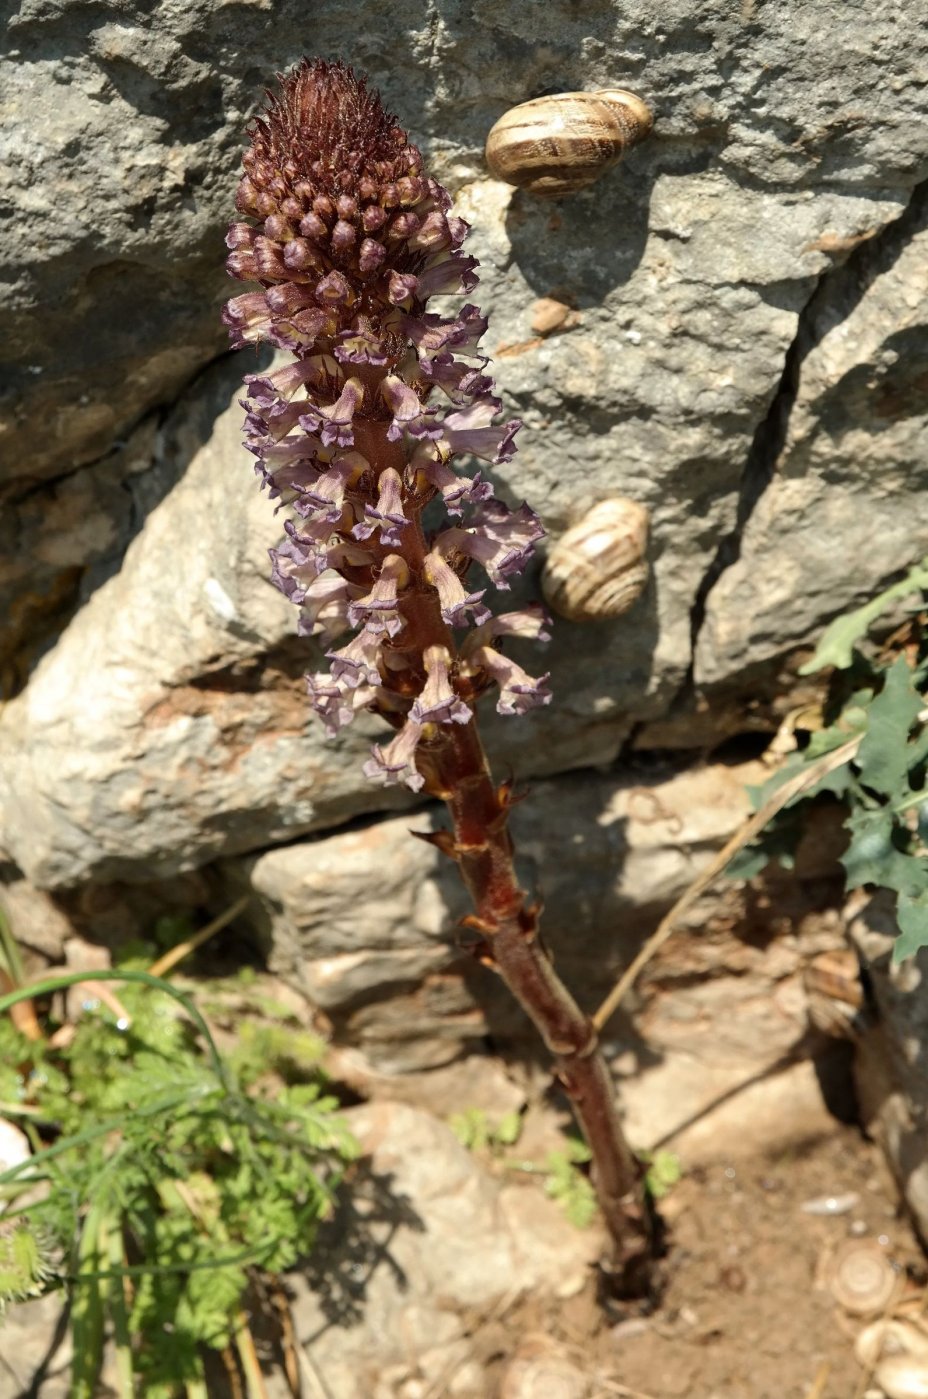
[0,1086,221,1189]
[0,905,27,986]
[70,1196,108,1399]
[101,1209,135,1399]
[0,969,230,1088]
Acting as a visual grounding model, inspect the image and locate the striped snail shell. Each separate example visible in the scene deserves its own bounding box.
[485,90,653,196]
[541,498,649,623]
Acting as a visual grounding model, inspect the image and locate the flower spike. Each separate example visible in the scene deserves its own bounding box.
[224,57,547,782]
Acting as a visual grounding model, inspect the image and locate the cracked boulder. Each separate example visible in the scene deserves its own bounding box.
[225,757,847,1092]
[285,1101,603,1399]
[2,3,928,905]
[0,357,657,891]
[3,0,925,492]
[696,194,928,689]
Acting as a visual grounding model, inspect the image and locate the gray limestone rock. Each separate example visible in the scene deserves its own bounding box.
[696,196,928,688]
[229,758,846,1081]
[4,0,925,488]
[287,1101,601,1399]
[1,0,928,1084]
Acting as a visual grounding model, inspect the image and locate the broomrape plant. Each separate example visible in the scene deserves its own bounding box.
[224,59,655,1289]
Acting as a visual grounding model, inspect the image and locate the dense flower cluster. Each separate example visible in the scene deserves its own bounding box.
[225,59,550,791]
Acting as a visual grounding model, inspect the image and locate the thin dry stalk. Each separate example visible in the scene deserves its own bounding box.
[148,895,251,979]
[592,735,862,1033]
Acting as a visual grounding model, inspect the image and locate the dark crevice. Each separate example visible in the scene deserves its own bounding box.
[680,175,928,706]
[685,275,817,658]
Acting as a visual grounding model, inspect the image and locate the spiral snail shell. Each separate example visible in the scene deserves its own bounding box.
[828,1239,899,1315]
[541,498,650,623]
[875,1357,928,1399]
[485,90,653,196]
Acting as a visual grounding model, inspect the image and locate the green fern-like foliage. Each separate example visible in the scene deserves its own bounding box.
[0,965,356,1396]
[733,559,928,962]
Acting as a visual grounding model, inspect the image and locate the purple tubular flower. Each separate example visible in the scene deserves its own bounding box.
[225,58,550,790]
[413,254,480,299]
[307,673,379,735]
[415,456,494,516]
[362,717,426,792]
[296,571,361,643]
[299,378,364,448]
[423,551,491,628]
[222,292,275,347]
[353,467,409,545]
[436,501,544,587]
[327,628,384,687]
[269,518,328,600]
[388,271,420,306]
[462,605,553,653]
[295,454,359,523]
[470,647,552,715]
[419,354,493,406]
[440,399,522,464]
[382,376,442,443]
[244,364,314,415]
[347,554,409,637]
[411,646,472,725]
[334,320,394,365]
[403,304,489,358]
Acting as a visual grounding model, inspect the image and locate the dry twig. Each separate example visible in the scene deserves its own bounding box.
[147,895,251,979]
[592,735,862,1032]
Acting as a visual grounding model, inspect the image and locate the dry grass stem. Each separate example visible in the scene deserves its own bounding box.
[592,735,862,1032]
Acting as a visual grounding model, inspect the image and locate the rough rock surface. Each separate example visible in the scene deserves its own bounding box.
[226,758,849,1099]
[2,3,928,891]
[0,352,662,890]
[696,194,928,688]
[4,0,925,490]
[287,1101,602,1399]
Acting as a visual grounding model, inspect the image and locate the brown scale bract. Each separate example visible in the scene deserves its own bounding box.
[250,58,417,194]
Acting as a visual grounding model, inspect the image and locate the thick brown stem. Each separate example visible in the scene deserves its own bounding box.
[423,720,656,1294]
[360,413,656,1292]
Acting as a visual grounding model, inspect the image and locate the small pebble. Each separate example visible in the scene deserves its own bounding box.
[0,1118,30,1176]
[610,1318,650,1344]
[530,297,577,336]
[800,1191,860,1216]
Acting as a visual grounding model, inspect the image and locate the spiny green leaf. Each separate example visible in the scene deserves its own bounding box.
[799,560,928,673]
[0,1221,48,1307]
[856,657,925,798]
[893,890,928,963]
[841,807,928,897]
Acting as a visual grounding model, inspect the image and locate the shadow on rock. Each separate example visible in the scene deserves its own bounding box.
[297,1164,425,1335]
[504,160,658,301]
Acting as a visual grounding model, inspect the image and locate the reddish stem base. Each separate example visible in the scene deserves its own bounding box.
[422,720,656,1296]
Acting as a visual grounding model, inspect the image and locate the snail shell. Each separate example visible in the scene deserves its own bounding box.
[875,1356,928,1399]
[828,1239,899,1315]
[541,498,649,622]
[485,90,653,196]
[856,1319,928,1369]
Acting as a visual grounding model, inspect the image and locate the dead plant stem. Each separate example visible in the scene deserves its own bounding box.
[591,735,862,1033]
